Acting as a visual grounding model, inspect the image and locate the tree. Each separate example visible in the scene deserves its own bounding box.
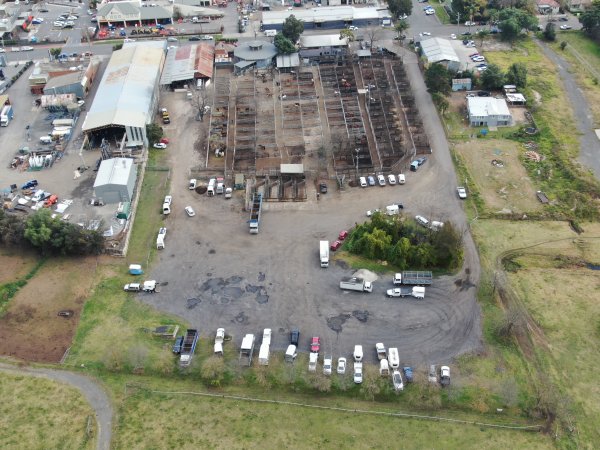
[173,7,183,21]
[560,41,568,50]
[339,28,355,43]
[543,22,556,42]
[580,0,600,41]
[281,15,304,43]
[480,64,505,90]
[394,19,409,39]
[191,86,213,121]
[274,33,296,54]
[499,19,520,43]
[146,123,163,144]
[23,210,59,255]
[498,7,538,32]
[365,27,380,51]
[476,29,490,48]
[432,92,449,114]
[387,0,412,19]
[49,48,61,59]
[424,63,451,95]
[112,42,123,51]
[505,63,527,88]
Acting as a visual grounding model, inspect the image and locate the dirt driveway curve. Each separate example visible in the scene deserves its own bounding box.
[0,363,112,450]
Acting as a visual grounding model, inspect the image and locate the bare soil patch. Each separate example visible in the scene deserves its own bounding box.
[0,251,38,284]
[455,139,542,213]
[0,257,99,363]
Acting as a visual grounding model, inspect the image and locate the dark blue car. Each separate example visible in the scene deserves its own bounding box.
[21,179,38,190]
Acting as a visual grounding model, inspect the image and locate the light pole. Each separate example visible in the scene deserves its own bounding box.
[355,148,360,181]
[456,12,460,37]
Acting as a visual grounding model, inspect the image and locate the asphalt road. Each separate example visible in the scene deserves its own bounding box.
[536,40,600,179]
[0,362,113,450]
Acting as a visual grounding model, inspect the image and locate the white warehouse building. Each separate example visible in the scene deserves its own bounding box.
[93,158,138,204]
[82,42,165,148]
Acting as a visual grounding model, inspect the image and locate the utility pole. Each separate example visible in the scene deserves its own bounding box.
[456,12,460,37]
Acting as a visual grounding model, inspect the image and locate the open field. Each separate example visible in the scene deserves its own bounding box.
[454,139,542,214]
[0,251,38,284]
[0,371,95,450]
[101,375,551,450]
[0,257,98,362]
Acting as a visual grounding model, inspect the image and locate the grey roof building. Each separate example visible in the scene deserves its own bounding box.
[262,7,391,31]
[82,42,165,147]
[93,158,137,204]
[233,41,277,73]
[420,38,460,72]
[276,53,300,71]
[467,97,513,127]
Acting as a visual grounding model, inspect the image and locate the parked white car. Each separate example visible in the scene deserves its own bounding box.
[353,362,363,384]
[457,186,467,199]
[387,174,397,185]
[353,345,363,362]
[323,357,332,376]
[392,369,404,391]
[184,206,195,217]
[337,357,346,374]
[359,176,367,187]
[415,215,430,227]
[377,174,386,186]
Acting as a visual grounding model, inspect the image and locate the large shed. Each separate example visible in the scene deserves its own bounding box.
[160,43,214,87]
[261,7,391,31]
[298,34,348,58]
[82,42,165,147]
[93,158,137,204]
[467,97,513,127]
[233,40,277,73]
[420,38,460,72]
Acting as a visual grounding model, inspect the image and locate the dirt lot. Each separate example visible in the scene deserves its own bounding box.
[139,85,482,366]
[0,251,38,284]
[455,139,542,214]
[0,257,99,363]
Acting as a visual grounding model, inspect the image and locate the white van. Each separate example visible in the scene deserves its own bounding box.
[386,204,400,216]
[398,173,406,184]
[285,344,297,362]
[359,176,367,188]
[388,347,400,369]
[162,202,171,215]
[353,345,363,362]
[264,29,277,37]
[39,135,53,144]
[189,178,197,190]
[207,178,216,196]
[31,189,45,202]
[387,174,397,185]
[379,359,390,376]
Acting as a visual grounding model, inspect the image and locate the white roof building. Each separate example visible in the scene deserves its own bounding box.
[93,158,138,204]
[299,34,348,49]
[467,97,513,127]
[82,42,165,147]
[420,38,460,71]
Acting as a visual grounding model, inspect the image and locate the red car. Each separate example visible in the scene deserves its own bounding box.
[160,137,170,144]
[338,230,348,240]
[330,240,341,251]
[310,337,321,353]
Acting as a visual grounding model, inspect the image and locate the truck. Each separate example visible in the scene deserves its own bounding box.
[249,192,262,234]
[376,343,387,360]
[179,329,199,367]
[319,240,329,268]
[340,277,373,293]
[0,105,14,126]
[258,343,270,366]
[386,286,426,299]
[393,271,433,286]
[214,328,225,355]
[239,333,255,366]
[388,347,400,369]
[308,351,318,372]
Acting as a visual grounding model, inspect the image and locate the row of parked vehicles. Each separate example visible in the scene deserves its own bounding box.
[359,173,406,188]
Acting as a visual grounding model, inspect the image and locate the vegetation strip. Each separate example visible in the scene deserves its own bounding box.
[135,386,543,431]
[0,258,45,314]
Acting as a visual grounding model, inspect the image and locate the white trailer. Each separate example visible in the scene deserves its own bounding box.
[319,240,329,268]
[258,343,270,366]
[388,347,400,369]
[239,334,255,366]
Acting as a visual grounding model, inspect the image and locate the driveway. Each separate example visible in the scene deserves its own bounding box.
[536,40,600,179]
[0,363,112,450]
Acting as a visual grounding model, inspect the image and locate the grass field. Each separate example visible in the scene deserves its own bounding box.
[0,371,95,450]
[95,374,550,450]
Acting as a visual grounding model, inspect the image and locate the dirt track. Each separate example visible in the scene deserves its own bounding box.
[142,48,482,366]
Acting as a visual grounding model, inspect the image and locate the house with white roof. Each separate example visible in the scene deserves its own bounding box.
[467,97,513,127]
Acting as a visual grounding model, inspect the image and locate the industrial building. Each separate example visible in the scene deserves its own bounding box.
[467,97,513,127]
[160,43,214,88]
[82,42,165,148]
[96,2,173,26]
[233,40,277,74]
[420,38,460,72]
[28,58,100,96]
[93,157,138,204]
[261,6,391,31]
[298,34,349,59]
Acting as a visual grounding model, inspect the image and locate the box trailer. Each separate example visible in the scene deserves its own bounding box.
[319,240,329,268]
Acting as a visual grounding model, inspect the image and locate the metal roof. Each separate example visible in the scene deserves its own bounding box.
[234,40,277,61]
[467,97,511,118]
[139,5,172,20]
[97,2,139,17]
[420,38,459,63]
[43,71,84,90]
[160,43,214,84]
[262,7,386,25]
[299,34,348,48]
[276,53,300,68]
[82,43,165,132]
[93,158,134,188]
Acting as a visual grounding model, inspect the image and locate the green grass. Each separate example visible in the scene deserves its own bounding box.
[0,371,96,450]
[433,3,451,25]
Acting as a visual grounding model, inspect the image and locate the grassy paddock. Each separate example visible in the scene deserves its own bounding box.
[0,371,96,450]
